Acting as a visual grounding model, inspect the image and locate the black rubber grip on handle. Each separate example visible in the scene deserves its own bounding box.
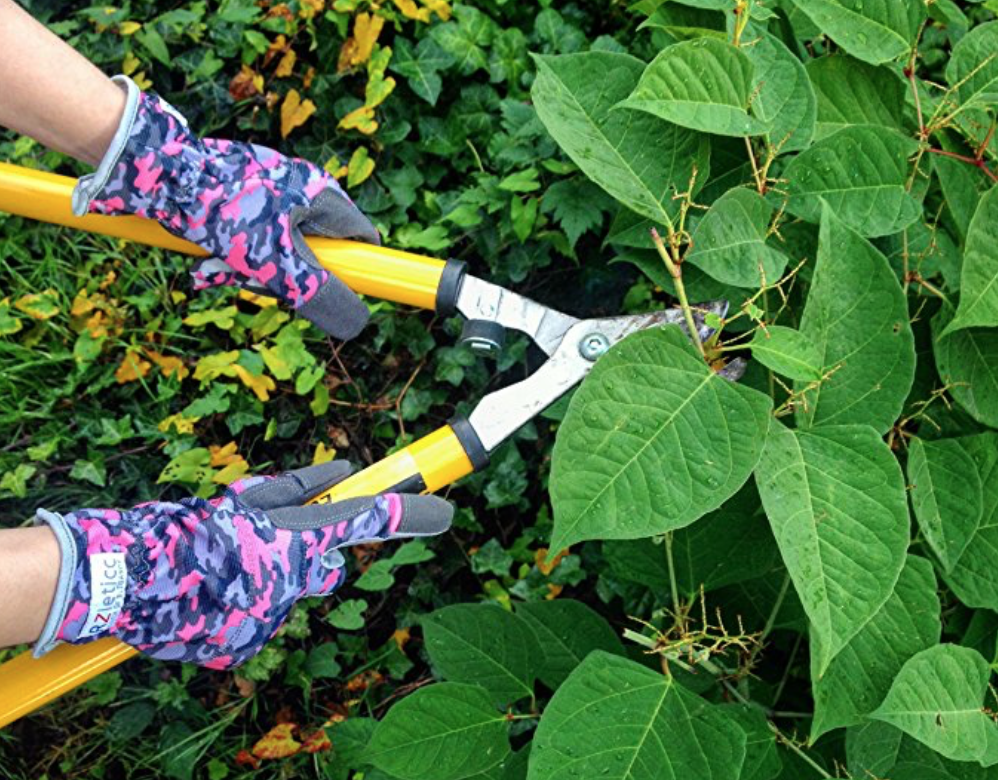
[435,259,467,316]
[449,415,490,472]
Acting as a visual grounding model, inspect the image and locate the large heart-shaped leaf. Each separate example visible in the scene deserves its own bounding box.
[806,55,904,139]
[788,0,925,65]
[748,325,823,382]
[422,604,537,706]
[940,433,998,612]
[811,555,941,740]
[531,51,709,230]
[796,204,916,433]
[906,437,983,572]
[754,422,910,675]
[515,600,625,689]
[872,644,998,766]
[617,38,769,137]
[783,126,921,238]
[933,310,998,428]
[946,21,998,111]
[685,188,788,288]
[527,652,747,780]
[747,32,816,152]
[549,326,772,550]
[944,185,998,334]
[366,683,510,780]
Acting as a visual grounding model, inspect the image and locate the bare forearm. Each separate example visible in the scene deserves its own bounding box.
[0,0,125,164]
[0,527,60,647]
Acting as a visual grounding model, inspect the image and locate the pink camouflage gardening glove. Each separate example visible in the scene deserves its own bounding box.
[71,75,379,340]
[33,462,452,669]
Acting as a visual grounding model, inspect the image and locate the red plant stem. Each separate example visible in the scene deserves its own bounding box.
[927,147,998,183]
[976,120,996,161]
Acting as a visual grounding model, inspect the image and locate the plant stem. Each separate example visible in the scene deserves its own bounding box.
[664,532,681,618]
[928,147,998,183]
[761,573,791,645]
[650,228,705,357]
[770,723,834,779]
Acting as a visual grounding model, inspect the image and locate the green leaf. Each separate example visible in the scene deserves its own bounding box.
[754,422,910,675]
[746,32,817,152]
[136,26,171,65]
[498,169,541,193]
[617,38,769,137]
[945,186,998,333]
[933,309,998,428]
[783,126,920,238]
[326,599,368,631]
[795,204,915,433]
[305,643,342,679]
[428,5,495,75]
[811,555,941,740]
[685,188,788,288]
[872,644,998,766]
[946,21,998,111]
[515,599,625,689]
[70,458,106,487]
[724,704,782,780]
[934,132,989,245]
[748,325,823,382]
[0,298,22,336]
[366,683,510,780]
[788,0,926,65]
[391,37,452,106]
[907,437,983,572]
[531,51,709,229]
[549,326,772,550]
[541,180,604,246]
[637,4,726,41]
[846,721,904,780]
[806,55,905,139]
[422,604,536,706]
[940,433,998,612]
[527,651,747,780]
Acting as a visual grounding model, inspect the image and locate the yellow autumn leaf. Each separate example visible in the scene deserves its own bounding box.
[115,353,152,384]
[275,48,297,78]
[338,105,377,135]
[122,51,141,76]
[210,442,241,466]
[421,0,451,20]
[15,290,60,320]
[312,442,337,465]
[71,291,96,317]
[280,89,316,139]
[392,0,431,22]
[299,0,324,18]
[338,12,384,71]
[238,289,278,308]
[145,350,190,380]
[365,72,396,110]
[119,20,141,35]
[194,351,240,382]
[230,364,277,402]
[347,147,375,187]
[133,71,152,91]
[213,459,251,485]
[158,413,200,434]
[252,723,302,760]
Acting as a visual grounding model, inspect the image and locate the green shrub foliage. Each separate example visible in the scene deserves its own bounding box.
[2,0,998,778]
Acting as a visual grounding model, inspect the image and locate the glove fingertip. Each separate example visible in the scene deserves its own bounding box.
[298,276,370,340]
[389,494,454,538]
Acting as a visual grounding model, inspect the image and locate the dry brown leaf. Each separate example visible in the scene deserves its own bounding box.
[252,723,301,760]
[229,65,263,100]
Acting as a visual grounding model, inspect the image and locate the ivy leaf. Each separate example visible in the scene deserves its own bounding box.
[549,326,772,550]
[946,21,998,111]
[872,644,998,766]
[933,308,998,428]
[754,422,910,676]
[326,599,368,631]
[422,604,537,707]
[531,51,709,229]
[527,651,747,780]
[429,5,495,75]
[906,437,983,572]
[796,204,915,433]
[806,54,905,139]
[541,180,604,246]
[390,38,451,106]
[783,126,921,238]
[686,188,788,288]
[515,599,625,689]
[944,186,998,334]
[748,325,823,382]
[788,0,926,65]
[939,433,998,612]
[366,683,510,780]
[811,555,941,740]
[746,32,816,152]
[617,38,769,137]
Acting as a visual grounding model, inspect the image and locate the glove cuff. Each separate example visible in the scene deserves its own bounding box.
[32,508,133,656]
[71,75,142,217]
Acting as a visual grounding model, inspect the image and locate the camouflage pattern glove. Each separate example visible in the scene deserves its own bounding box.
[34,462,452,669]
[72,75,378,340]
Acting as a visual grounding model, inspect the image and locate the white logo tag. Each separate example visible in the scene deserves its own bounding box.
[79,552,128,638]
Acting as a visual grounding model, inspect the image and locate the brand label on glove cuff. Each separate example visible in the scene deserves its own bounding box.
[79,552,127,639]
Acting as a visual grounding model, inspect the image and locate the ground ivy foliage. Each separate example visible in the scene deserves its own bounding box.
[4,1,998,779]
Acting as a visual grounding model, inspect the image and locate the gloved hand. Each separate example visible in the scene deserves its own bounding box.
[72,75,379,340]
[33,462,452,669]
